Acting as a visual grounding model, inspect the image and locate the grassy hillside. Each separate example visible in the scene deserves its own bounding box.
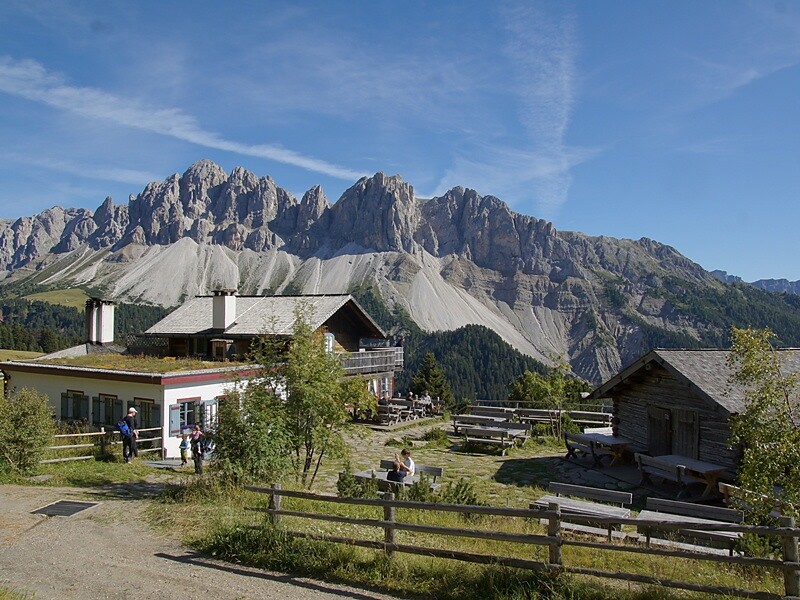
[0,349,43,361]
[23,288,90,311]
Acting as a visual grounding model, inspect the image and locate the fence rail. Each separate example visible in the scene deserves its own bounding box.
[245,485,799,600]
[41,426,163,463]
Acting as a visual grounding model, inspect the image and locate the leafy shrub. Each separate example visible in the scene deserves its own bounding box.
[210,390,290,485]
[0,388,55,475]
[421,428,450,447]
[560,413,580,435]
[384,435,414,447]
[438,477,483,507]
[336,463,378,499]
[406,475,436,502]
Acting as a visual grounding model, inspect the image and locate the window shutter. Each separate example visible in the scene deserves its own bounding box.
[152,404,161,427]
[60,393,69,420]
[92,397,101,425]
[114,399,123,423]
[80,395,90,420]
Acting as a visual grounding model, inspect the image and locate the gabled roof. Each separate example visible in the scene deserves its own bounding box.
[144,294,385,338]
[589,348,800,415]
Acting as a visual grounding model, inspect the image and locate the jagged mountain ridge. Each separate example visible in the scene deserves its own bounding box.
[0,160,738,382]
[711,270,800,296]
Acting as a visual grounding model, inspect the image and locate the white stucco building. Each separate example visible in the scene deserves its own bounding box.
[1,292,403,459]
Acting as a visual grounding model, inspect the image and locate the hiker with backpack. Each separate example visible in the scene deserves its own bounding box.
[121,407,138,463]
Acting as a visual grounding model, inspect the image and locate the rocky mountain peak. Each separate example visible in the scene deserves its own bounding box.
[328,173,419,253]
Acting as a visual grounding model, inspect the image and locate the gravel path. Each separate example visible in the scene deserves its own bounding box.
[0,484,402,600]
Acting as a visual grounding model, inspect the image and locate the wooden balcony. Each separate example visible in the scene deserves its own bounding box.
[340,348,403,376]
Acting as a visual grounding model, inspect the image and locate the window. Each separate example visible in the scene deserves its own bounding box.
[91,393,120,426]
[178,397,201,431]
[61,389,89,422]
[134,398,160,429]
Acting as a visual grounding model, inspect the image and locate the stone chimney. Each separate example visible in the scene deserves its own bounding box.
[85,298,116,345]
[212,289,237,331]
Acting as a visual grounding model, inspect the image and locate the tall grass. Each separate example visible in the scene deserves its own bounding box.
[149,482,784,600]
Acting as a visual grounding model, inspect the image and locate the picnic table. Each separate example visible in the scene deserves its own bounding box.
[452,414,508,433]
[654,455,728,498]
[566,432,633,466]
[461,422,531,455]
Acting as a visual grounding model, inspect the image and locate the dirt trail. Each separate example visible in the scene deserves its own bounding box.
[0,484,401,600]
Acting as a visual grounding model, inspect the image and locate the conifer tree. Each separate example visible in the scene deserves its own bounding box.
[411,352,455,410]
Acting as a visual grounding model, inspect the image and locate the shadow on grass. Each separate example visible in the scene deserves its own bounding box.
[492,456,561,487]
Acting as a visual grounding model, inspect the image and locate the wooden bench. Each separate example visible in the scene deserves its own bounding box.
[468,407,515,420]
[719,482,788,518]
[563,431,613,466]
[462,422,531,455]
[636,498,744,555]
[531,482,632,539]
[517,409,612,429]
[353,460,444,493]
[375,404,401,426]
[389,399,421,421]
[452,414,507,433]
[635,453,686,488]
[583,426,613,434]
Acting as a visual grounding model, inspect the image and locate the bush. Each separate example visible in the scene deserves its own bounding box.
[421,428,450,447]
[438,477,483,507]
[210,390,290,485]
[337,463,379,499]
[384,435,414,447]
[0,388,55,475]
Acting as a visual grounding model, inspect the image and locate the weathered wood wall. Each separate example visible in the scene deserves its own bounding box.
[613,365,740,472]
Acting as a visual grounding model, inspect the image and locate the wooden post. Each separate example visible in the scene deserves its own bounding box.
[548,502,562,568]
[99,427,106,456]
[384,492,396,558]
[269,483,282,527]
[781,515,799,598]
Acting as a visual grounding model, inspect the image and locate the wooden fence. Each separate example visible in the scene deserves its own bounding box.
[245,485,800,600]
[41,426,163,463]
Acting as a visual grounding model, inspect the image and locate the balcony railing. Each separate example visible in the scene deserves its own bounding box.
[339,348,403,376]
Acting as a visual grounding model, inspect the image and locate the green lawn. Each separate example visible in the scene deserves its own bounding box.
[23,288,89,310]
[0,349,43,361]
[7,420,783,599]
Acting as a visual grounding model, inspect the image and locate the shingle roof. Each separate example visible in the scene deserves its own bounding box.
[144,294,384,338]
[590,348,800,415]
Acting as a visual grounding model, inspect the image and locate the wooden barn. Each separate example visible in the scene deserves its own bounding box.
[588,348,800,473]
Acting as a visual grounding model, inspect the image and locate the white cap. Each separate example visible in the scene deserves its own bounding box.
[128,407,137,414]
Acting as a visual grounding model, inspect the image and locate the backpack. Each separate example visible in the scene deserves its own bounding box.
[117,419,132,438]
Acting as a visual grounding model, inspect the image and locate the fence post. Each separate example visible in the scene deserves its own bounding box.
[269,482,282,528]
[99,427,107,456]
[548,502,562,568]
[781,515,799,598]
[384,492,396,558]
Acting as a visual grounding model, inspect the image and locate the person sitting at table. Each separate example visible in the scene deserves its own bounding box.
[378,393,390,406]
[420,390,433,415]
[387,448,415,482]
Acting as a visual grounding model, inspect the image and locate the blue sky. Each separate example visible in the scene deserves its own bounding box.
[0,1,798,281]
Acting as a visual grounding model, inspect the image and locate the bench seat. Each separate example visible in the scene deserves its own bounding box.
[531,482,633,540]
[635,453,685,485]
[635,498,743,555]
[352,460,444,493]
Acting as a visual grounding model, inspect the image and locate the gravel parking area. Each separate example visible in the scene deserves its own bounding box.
[0,484,402,600]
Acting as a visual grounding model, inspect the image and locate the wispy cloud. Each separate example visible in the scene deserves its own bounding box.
[0,151,161,186]
[431,2,588,217]
[0,56,365,180]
